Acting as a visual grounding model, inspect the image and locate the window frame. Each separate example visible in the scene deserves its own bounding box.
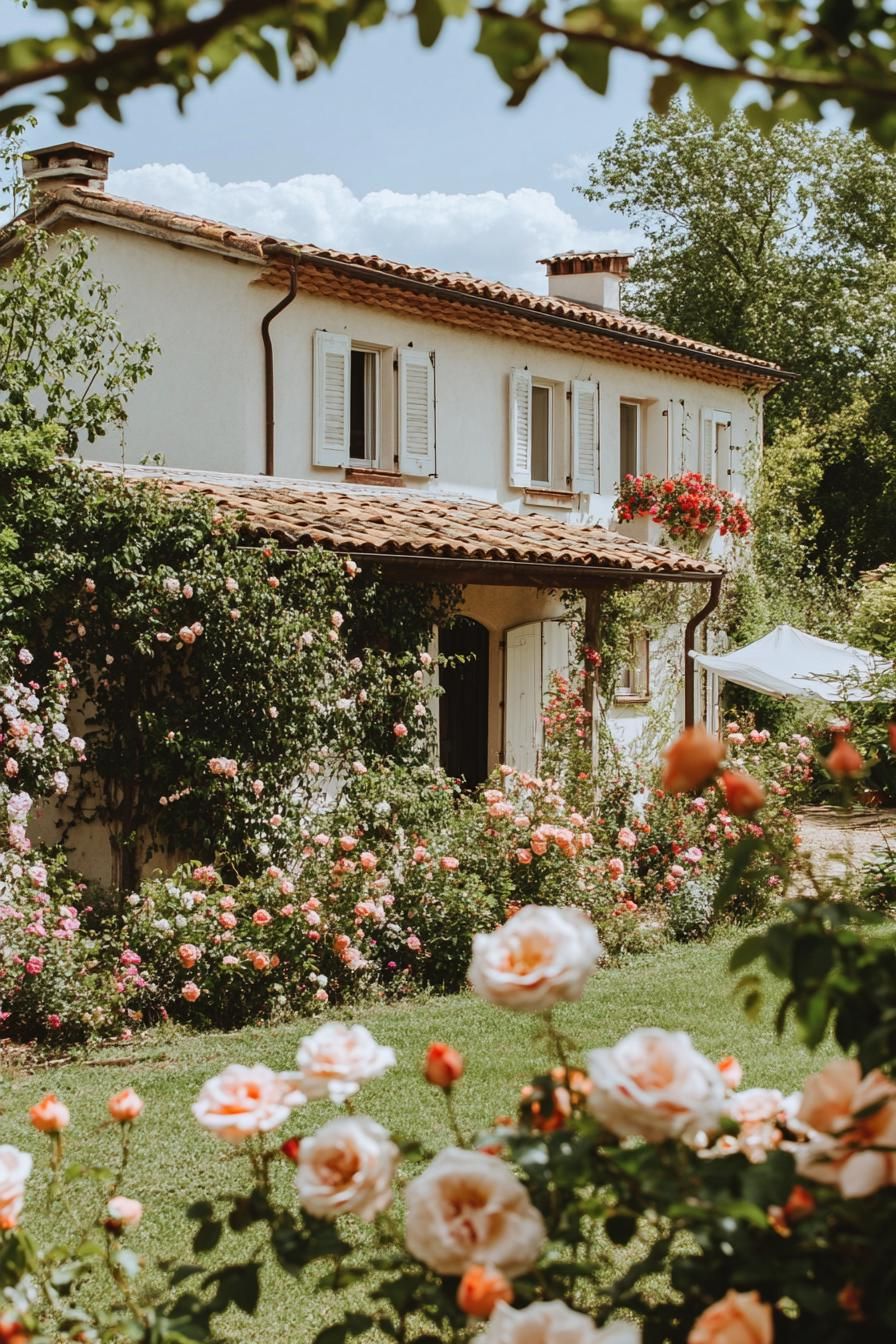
[529,380,554,488]
[348,343,382,467]
[619,398,643,480]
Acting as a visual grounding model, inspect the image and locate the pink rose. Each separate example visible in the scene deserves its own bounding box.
[617,827,637,850]
[440,856,459,872]
[252,909,272,926]
[393,723,408,738]
[607,858,625,880]
[106,1195,143,1230]
[182,982,201,1003]
[219,912,237,929]
[407,934,422,951]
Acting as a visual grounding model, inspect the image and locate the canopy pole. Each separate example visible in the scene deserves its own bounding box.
[684,577,723,728]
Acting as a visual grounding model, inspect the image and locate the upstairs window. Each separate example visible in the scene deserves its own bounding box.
[530,383,553,486]
[700,408,732,486]
[349,348,379,463]
[620,400,641,478]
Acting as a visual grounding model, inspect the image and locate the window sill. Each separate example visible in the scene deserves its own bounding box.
[614,694,650,706]
[523,487,576,508]
[344,467,405,487]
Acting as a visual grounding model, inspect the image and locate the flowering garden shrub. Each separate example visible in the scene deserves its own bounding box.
[614,472,752,542]
[3,819,896,1343]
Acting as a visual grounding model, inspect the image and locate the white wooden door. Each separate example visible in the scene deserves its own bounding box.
[504,623,541,774]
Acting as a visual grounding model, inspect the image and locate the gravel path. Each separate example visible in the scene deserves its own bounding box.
[796,806,896,886]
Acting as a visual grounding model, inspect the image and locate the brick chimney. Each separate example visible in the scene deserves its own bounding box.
[537,251,631,312]
[23,142,113,193]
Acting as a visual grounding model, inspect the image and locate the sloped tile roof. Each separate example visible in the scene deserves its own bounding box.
[97,464,723,582]
[27,186,788,386]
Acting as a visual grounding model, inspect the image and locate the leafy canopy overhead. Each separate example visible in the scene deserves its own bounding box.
[2,0,896,143]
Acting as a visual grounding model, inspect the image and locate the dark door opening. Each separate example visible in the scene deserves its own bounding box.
[438,618,489,787]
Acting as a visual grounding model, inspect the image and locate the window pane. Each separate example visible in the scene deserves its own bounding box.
[620,402,640,478]
[531,385,551,484]
[349,350,377,462]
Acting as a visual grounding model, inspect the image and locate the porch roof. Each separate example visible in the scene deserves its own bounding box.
[98,464,722,589]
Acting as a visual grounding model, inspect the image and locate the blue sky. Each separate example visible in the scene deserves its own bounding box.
[27,15,654,286]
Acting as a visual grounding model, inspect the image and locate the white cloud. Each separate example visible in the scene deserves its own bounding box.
[107,163,632,292]
[550,152,594,183]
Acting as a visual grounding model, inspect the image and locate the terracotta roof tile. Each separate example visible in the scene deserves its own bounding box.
[29,187,788,386]
[96,464,723,582]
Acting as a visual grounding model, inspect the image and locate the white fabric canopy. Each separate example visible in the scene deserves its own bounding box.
[691,624,892,702]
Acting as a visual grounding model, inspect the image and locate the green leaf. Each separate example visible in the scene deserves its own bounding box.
[561,39,610,95]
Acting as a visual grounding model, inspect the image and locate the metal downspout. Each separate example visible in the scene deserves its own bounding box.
[261,256,298,476]
[684,575,723,727]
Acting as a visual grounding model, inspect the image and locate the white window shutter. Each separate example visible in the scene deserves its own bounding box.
[313,330,350,467]
[699,408,714,482]
[541,620,572,697]
[398,347,435,476]
[509,368,532,487]
[571,380,599,492]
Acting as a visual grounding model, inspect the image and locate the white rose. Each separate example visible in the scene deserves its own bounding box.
[191,1064,297,1143]
[404,1147,545,1276]
[295,1115,398,1222]
[468,905,602,1013]
[0,1145,33,1228]
[481,1302,640,1344]
[586,1029,725,1143]
[286,1023,396,1104]
[51,722,70,743]
[725,1088,784,1127]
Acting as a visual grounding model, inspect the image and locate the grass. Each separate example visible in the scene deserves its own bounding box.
[1,934,834,1342]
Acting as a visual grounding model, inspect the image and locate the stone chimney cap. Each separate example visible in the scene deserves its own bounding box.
[537,250,632,279]
[23,143,113,190]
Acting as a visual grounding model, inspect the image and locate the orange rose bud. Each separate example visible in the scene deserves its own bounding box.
[717,1055,742,1090]
[29,1093,70,1133]
[720,770,766,817]
[424,1042,464,1089]
[280,1137,301,1164]
[661,725,725,794]
[838,1284,864,1322]
[457,1264,514,1318]
[782,1184,816,1223]
[107,1088,144,1123]
[825,734,865,779]
[0,1320,30,1344]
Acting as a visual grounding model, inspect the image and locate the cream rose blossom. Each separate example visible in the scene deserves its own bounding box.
[294,1115,398,1222]
[404,1147,545,1276]
[586,1029,726,1143]
[285,1023,396,1104]
[191,1064,297,1143]
[0,1146,33,1229]
[687,1290,773,1344]
[468,905,602,1013]
[481,1301,641,1343]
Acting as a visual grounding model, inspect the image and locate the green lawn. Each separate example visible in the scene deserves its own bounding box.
[1,935,833,1342]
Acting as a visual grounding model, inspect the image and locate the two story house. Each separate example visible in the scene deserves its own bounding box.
[17,142,787,784]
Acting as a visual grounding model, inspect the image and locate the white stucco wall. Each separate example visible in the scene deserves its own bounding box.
[73,222,763,518]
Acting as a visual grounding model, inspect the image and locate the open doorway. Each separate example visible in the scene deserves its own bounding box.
[438,617,489,787]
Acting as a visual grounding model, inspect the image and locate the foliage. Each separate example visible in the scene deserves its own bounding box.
[0,0,895,140]
[614,471,751,543]
[850,574,896,658]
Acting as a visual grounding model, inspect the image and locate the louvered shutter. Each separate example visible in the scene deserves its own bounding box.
[542,620,572,697]
[699,409,714,482]
[398,347,435,476]
[504,622,540,774]
[717,418,733,490]
[509,368,532,487]
[571,380,599,493]
[312,331,350,467]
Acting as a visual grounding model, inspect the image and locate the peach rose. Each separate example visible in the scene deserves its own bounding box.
[294,1115,398,1222]
[424,1042,464,1089]
[106,1195,143,1229]
[586,1029,725,1143]
[0,1147,32,1229]
[687,1291,773,1344]
[468,905,602,1013]
[457,1265,514,1318]
[661,725,725,794]
[795,1057,896,1198]
[720,771,766,818]
[192,1063,296,1143]
[178,942,201,969]
[107,1088,144,1123]
[29,1093,70,1133]
[717,1056,743,1091]
[481,1301,640,1343]
[404,1147,545,1276]
[824,734,864,779]
[286,1023,396,1104]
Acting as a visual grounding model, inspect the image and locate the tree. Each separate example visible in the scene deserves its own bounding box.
[1,0,896,143]
[581,103,896,583]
